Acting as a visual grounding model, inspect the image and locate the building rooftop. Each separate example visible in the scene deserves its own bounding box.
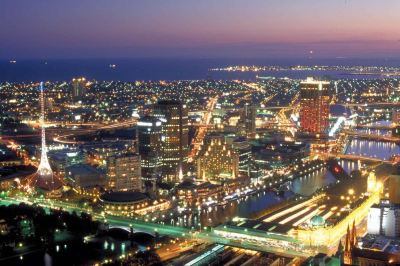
[352,247,400,263]
[113,152,140,159]
[176,180,197,190]
[360,234,400,254]
[66,164,105,176]
[137,115,162,127]
[48,149,83,162]
[300,77,330,85]
[197,182,220,190]
[100,191,148,203]
[0,165,36,181]
[310,215,326,227]
[0,144,20,162]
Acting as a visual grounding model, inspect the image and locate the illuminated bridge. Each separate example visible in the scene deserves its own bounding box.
[325,153,391,164]
[344,130,400,143]
[0,187,380,259]
[107,225,155,236]
[354,124,395,130]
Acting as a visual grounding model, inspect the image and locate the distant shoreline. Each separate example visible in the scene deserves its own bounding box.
[2,58,400,82]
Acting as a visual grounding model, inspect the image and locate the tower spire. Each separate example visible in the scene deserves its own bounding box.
[36,82,55,190]
[344,223,353,265]
[337,239,344,253]
[352,220,357,247]
[345,224,350,252]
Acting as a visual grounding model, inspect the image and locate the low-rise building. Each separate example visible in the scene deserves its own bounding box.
[99,191,170,216]
[0,165,36,190]
[0,144,22,167]
[65,163,106,191]
[176,180,223,205]
[253,141,309,170]
[48,149,85,178]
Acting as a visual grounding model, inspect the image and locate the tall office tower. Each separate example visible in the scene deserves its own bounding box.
[244,104,256,135]
[153,100,189,183]
[232,137,251,177]
[106,153,142,191]
[389,175,400,204]
[299,77,330,136]
[137,116,163,184]
[72,77,86,101]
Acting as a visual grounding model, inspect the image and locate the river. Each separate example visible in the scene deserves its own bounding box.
[154,126,398,228]
[347,120,399,161]
[156,159,361,228]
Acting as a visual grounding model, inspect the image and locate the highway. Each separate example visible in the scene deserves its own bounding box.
[53,118,138,144]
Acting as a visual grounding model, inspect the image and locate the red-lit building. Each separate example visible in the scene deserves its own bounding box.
[299,77,330,136]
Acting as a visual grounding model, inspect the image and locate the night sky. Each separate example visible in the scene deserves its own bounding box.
[1,0,400,59]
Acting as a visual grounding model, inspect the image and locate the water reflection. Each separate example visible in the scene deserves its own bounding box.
[290,168,334,196]
[339,159,361,173]
[165,191,294,228]
[160,159,362,228]
[289,159,359,196]
[346,139,400,160]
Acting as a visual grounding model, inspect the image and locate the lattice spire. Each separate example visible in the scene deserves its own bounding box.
[36,82,54,185]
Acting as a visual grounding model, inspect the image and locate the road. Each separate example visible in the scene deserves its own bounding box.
[188,96,218,162]
[53,118,138,144]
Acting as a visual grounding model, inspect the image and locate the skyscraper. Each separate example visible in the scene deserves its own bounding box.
[232,137,251,177]
[299,77,330,136]
[107,153,142,192]
[153,100,189,183]
[72,77,86,101]
[389,175,400,204]
[137,116,163,184]
[244,104,256,136]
